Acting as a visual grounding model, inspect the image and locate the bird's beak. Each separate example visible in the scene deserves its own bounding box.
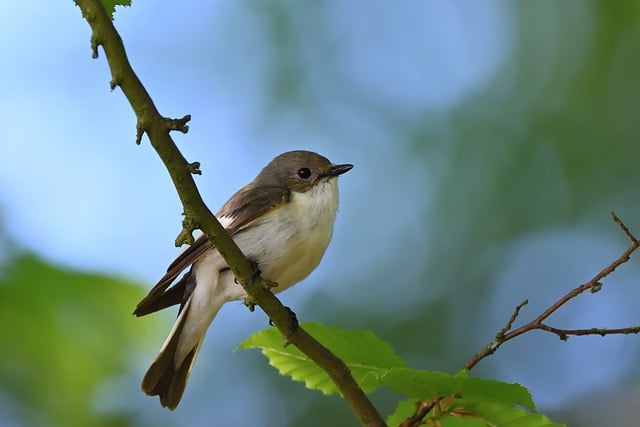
[328,163,353,177]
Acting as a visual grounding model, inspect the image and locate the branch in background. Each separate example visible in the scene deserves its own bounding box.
[403,214,640,426]
[464,212,640,370]
[73,1,385,426]
[400,397,447,427]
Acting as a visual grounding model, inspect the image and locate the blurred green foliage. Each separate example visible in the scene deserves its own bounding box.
[0,251,148,426]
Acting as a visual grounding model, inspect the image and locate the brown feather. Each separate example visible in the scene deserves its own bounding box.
[133,186,289,317]
[141,299,198,410]
[133,235,210,317]
[218,184,290,234]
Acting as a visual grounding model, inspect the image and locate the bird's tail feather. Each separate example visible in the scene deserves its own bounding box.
[141,298,202,410]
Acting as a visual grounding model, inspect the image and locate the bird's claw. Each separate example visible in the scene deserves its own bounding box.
[237,259,261,288]
[241,260,261,310]
[268,307,298,345]
[281,306,299,347]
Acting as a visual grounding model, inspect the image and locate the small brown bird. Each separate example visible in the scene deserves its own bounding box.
[134,150,353,409]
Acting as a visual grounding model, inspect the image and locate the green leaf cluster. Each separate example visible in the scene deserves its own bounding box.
[240,323,564,426]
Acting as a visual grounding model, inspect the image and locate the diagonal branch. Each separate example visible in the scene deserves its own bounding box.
[73,1,385,426]
[464,212,640,370]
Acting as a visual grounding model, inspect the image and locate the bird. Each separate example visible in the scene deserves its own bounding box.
[134,150,353,410]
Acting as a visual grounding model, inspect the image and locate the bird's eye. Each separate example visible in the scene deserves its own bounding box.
[297,168,311,179]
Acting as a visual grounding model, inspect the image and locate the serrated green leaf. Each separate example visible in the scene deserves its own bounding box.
[387,398,565,427]
[440,401,565,427]
[100,0,131,20]
[238,322,406,394]
[440,419,488,427]
[381,368,535,411]
[386,397,418,426]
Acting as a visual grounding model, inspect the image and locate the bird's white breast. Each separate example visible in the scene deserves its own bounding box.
[231,178,340,295]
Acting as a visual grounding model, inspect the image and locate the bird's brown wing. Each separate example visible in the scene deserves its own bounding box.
[133,185,290,317]
[217,184,290,235]
[133,235,211,316]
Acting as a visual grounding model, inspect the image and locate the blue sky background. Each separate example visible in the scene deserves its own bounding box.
[0,0,507,279]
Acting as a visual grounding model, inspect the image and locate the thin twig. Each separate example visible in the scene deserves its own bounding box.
[537,324,640,341]
[399,398,443,427]
[497,299,528,340]
[463,213,640,370]
[612,212,639,244]
[404,217,640,426]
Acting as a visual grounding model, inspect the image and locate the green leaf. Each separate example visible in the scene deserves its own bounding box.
[0,252,152,426]
[100,0,131,20]
[440,401,565,427]
[238,322,406,394]
[381,368,535,411]
[386,397,420,426]
[387,398,565,427]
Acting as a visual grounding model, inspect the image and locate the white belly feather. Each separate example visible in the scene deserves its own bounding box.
[232,178,339,293]
[196,177,340,305]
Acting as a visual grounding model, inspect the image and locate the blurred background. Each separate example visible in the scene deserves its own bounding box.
[1,1,640,426]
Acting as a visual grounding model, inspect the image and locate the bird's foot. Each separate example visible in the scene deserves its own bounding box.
[242,259,261,288]
[241,260,262,311]
[269,306,299,346]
